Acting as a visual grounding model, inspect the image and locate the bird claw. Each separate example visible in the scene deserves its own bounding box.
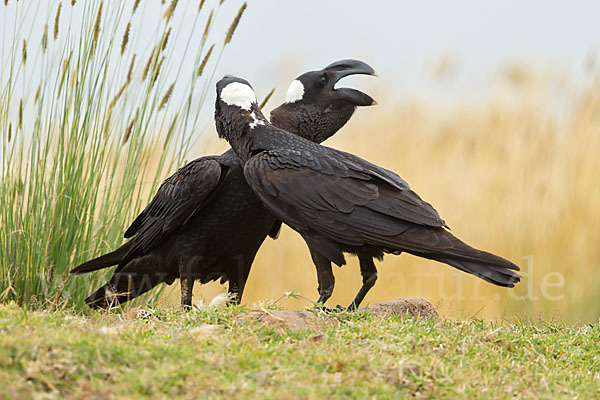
[314,303,347,313]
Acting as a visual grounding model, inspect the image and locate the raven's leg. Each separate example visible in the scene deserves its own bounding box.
[228,280,241,304]
[310,249,335,306]
[179,260,194,308]
[347,254,378,311]
[228,255,251,305]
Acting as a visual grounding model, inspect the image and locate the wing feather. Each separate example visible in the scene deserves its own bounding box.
[122,156,228,264]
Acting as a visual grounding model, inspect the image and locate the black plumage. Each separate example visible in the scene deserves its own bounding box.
[70,60,376,309]
[214,75,521,310]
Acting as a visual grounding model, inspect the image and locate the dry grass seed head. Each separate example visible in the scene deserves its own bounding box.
[18,99,22,130]
[224,2,246,46]
[159,82,175,110]
[34,84,41,104]
[54,3,62,40]
[259,88,275,110]
[92,2,104,51]
[108,82,128,112]
[121,22,131,56]
[42,24,48,52]
[142,46,156,81]
[196,44,214,77]
[151,56,165,87]
[163,0,178,22]
[22,39,27,67]
[123,108,139,145]
[132,0,140,15]
[69,67,77,91]
[202,9,213,47]
[198,0,205,13]
[7,123,11,142]
[161,28,171,52]
[127,53,136,83]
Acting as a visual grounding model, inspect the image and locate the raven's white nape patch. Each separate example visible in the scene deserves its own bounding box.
[220,82,257,110]
[249,111,266,129]
[285,79,304,103]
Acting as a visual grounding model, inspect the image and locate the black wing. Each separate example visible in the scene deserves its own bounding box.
[244,148,446,247]
[244,147,520,286]
[122,156,229,263]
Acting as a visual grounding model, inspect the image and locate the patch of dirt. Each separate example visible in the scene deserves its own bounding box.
[237,309,339,331]
[237,297,438,330]
[362,297,439,320]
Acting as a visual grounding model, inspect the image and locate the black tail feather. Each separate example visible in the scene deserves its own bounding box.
[70,242,132,275]
[405,228,521,287]
[85,268,175,309]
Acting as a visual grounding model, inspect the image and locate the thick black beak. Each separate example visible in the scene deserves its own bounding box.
[325,59,377,107]
[326,59,376,80]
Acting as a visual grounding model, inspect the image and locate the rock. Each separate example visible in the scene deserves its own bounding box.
[236,309,339,331]
[362,297,439,320]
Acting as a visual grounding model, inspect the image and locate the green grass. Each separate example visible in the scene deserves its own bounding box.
[0,1,245,310]
[1,303,598,399]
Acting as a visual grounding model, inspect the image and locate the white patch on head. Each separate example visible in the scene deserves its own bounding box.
[220,82,257,110]
[249,111,266,129]
[285,79,304,103]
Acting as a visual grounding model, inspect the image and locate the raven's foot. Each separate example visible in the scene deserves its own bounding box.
[314,303,346,313]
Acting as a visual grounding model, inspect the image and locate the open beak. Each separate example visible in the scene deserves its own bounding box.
[325,59,377,107]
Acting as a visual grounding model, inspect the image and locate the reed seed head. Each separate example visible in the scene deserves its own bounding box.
[109,82,128,112]
[92,2,104,51]
[121,22,131,56]
[151,56,165,87]
[18,99,23,130]
[196,44,214,77]
[159,82,175,110]
[142,46,156,81]
[202,9,213,47]
[123,108,139,145]
[42,24,48,53]
[132,0,141,15]
[161,27,171,52]
[54,3,62,40]
[22,39,27,67]
[163,0,178,22]
[224,2,246,46]
[34,84,41,104]
[127,53,136,83]
[259,88,275,110]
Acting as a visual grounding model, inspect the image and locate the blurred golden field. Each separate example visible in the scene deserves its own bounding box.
[164,62,600,323]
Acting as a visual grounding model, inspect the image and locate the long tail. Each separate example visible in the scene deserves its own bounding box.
[389,226,521,287]
[70,241,132,275]
[84,265,176,309]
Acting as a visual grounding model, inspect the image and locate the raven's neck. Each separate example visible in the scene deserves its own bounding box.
[216,104,267,164]
[270,102,356,144]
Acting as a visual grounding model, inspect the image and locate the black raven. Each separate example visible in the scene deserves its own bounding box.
[214,76,521,311]
[70,60,376,309]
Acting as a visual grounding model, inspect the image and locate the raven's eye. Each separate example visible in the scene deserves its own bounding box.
[320,75,327,86]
